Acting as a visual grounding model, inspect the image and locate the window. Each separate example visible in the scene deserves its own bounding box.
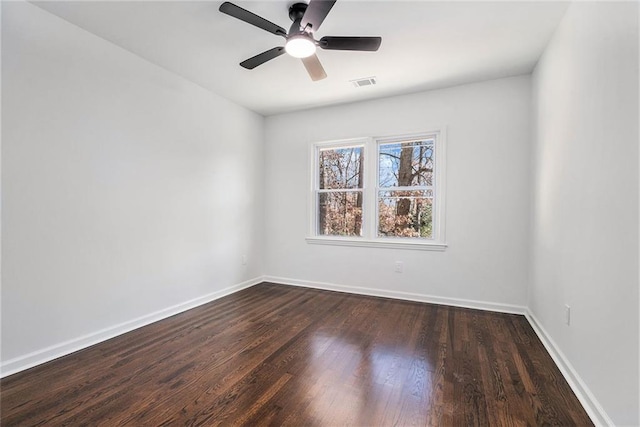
[378,138,434,239]
[317,144,364,237]
[309,131,446,250]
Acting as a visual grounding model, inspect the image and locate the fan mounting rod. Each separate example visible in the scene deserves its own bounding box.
[288,3,308,23]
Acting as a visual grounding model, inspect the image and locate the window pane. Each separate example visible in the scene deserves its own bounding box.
[319,146,364,190]
[318,191,363,236]
[379,140,434,188]
[378,191,433,238]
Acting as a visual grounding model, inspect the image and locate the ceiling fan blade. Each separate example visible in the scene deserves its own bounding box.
[301,54,327,81]
[240,47,286,69]
[219,2,287,37]
[300,0,336,32]
[319,36,382,51]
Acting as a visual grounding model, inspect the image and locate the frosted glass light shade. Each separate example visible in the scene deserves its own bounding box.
[285,36,316,58]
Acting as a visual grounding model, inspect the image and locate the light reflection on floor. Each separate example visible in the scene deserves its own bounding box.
[303,332,433,424]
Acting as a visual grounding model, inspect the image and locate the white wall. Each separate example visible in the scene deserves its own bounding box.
[531,2,639,425]
[5,1,637,423]
[264,76,531,310]
[1,2,264,370]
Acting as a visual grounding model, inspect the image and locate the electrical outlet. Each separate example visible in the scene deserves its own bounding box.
[564,304,571,325]
[394,261,403,273]
[242,255,247,266]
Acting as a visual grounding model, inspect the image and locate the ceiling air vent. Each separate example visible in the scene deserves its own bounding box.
[350,77,377,88]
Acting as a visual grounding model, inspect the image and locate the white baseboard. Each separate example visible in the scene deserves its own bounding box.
[263,275,527,315]
[1,275,612,427]
[0,277,263,378]
[525,311,613,427]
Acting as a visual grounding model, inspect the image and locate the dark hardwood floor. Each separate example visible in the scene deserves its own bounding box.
[1,282,593,426]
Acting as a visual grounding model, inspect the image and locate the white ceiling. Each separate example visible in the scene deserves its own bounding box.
[32,1,569,116]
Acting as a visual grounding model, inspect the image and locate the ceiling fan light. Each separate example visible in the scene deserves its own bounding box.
[285,36,316,58]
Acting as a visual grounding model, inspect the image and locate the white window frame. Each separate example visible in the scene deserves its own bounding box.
[312,139,368,237]
[307,130,447,251]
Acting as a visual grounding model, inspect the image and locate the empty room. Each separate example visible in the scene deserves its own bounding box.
[1,0,638,425]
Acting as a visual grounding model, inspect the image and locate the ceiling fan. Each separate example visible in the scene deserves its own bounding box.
[219,0,382,81]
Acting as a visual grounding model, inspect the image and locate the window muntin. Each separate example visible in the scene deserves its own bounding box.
[377,139,435,239]
[316,145,364,237]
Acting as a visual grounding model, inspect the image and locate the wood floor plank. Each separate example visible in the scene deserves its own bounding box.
[1,283,593,426]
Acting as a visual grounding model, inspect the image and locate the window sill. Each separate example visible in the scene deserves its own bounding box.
[305,237,447,251]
